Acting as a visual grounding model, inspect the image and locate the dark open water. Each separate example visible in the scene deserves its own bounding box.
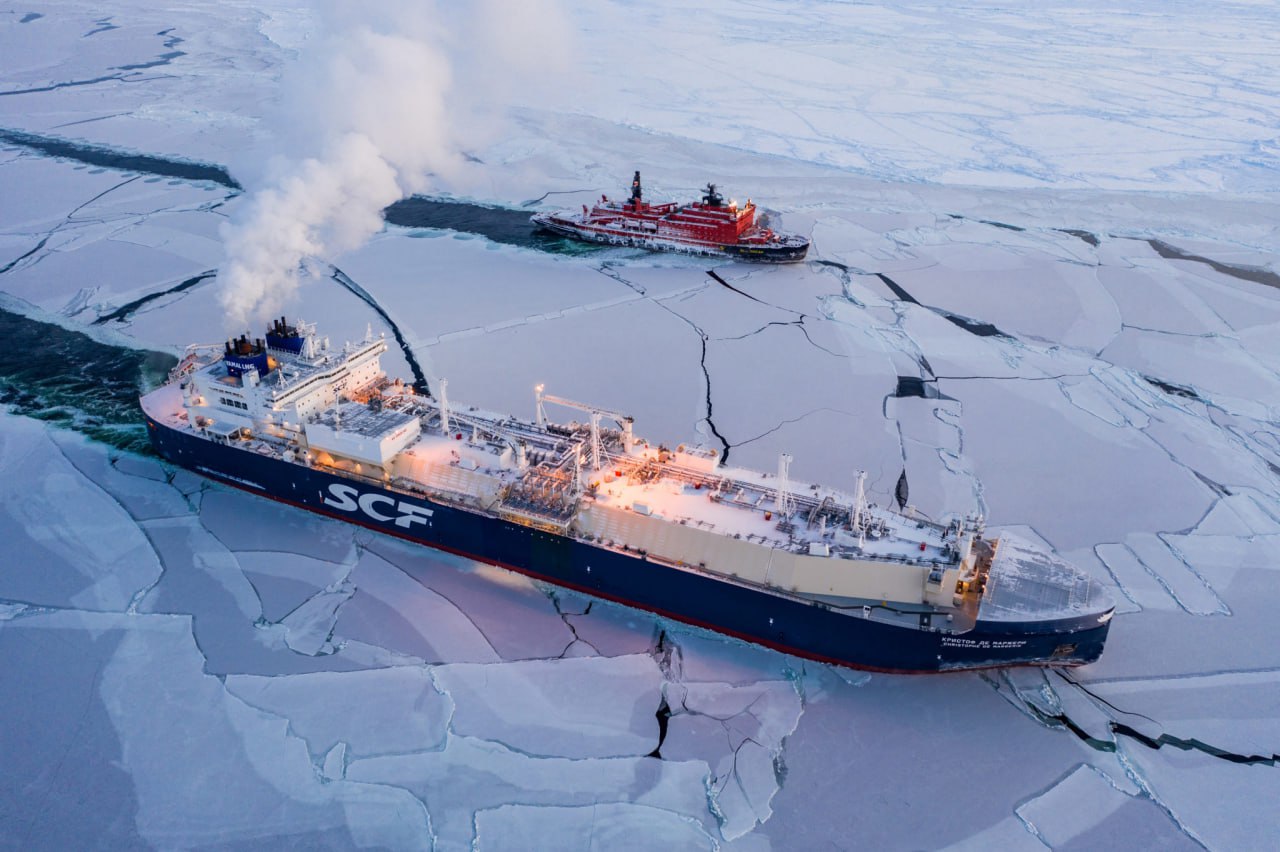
[0,308,176,453]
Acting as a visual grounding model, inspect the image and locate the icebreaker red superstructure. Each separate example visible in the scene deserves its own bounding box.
[532,172,810,262]
[142,319,1114,673]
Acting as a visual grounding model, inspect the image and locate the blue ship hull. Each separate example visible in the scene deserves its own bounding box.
[146,416,1110,673]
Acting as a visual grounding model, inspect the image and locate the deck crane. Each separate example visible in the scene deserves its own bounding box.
[535,384,635,470]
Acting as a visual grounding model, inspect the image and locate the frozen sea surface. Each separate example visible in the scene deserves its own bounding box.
[3,1,1280,849]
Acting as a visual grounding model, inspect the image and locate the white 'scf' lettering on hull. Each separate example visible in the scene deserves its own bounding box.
[322,483,433,529]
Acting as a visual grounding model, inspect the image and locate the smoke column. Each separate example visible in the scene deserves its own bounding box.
[218,1,567,328]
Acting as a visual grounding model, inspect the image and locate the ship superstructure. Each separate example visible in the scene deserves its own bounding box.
[143,320,1113,672]
[531,172,810,262]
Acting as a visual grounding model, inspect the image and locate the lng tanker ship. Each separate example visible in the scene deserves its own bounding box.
[142,320,1113,672]
[531,172,810,262]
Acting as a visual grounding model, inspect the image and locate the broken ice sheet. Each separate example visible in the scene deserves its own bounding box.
[92,610,429,848]
[893,394,983,522]
[1164,523,1280,601]
[663,680,803,840]
[0,411,161,610]
[1015,765,1137,847]
[885,240,1122,353]
[236,550,352,623]
[362,537,575,661]
[337,229,649,342]
[0,156,131,233]
[278,579,353,656]
[1095,261,1232,337]
[561,595,665,659]
[1091,671,1280,765]
[883,300,1033,382]
[1157,259,1280,336]
[225,666,452,762]
[1057,370,1148,430]
[658,271,802,339]
[52,429,192,520]
[1141,401,1279,495]
[419,285,706,453]
[702,318,890,477]
[473,802,715,851]
[952,375,1213,549]
[708,738,778,841]
[198,487,358,562]
[137,516,365,676]
[332,546,501,663]
[348,734,716,847]
[1110,532,1226,616]
[668,628,799,685]
[433,654,664,759]
[0,609,150,849]
[1112,735,1280,849]
[941,817,1046,852]
[758,669,1089,850]
[1079,499,1280,680]
[0,201,216,319]
[669,680,803,752]
[1101,326,1275,415]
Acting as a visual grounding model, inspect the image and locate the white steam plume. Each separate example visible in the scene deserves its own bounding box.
[218,1,567,328]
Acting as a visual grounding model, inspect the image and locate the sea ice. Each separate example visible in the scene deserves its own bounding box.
[433,654,664,759]
[473,802,715,851]
[6,1,1280,848]
[361,537,579,662]
[332,547,502,664]
[348,734,716,847]
[0,411,161,610]
[225,666,453,761]
[96,610,430,848]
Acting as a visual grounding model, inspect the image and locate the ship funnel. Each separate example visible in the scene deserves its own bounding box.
[266,316,305,355]
[631,171,642,205]
[224,332,270,381]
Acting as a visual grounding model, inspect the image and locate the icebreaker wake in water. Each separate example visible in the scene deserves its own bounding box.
[143,319,1113,673]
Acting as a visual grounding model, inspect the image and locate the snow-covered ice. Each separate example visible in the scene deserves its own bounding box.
[4,0,1280,848]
